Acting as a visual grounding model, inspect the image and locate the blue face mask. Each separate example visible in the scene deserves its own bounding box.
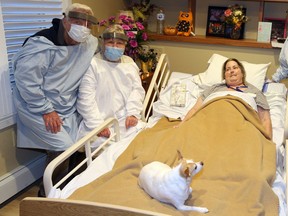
[104,46,125,62]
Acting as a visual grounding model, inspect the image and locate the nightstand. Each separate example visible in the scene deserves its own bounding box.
[140,72,154,92]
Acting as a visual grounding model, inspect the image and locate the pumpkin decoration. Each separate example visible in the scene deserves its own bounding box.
[163,26,178,36]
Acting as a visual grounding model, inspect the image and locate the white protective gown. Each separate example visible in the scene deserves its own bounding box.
[12,35,98,151]
[272,38,288,82]
[77,53,145,143]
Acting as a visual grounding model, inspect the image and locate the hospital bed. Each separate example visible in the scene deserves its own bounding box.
[20,53,287,216]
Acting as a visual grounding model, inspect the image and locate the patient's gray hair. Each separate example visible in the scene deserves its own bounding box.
[65,3,94,16]
[102,24,125,35]
[222,58,246,84]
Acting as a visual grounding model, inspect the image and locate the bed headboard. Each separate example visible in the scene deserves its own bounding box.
[141,53,171,122]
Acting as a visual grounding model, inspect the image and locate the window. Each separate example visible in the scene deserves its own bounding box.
[0,0,67,130]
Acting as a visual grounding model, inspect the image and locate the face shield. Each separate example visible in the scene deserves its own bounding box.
[65,11,98,43]
[102,32,128,42]
[67,11,98,28]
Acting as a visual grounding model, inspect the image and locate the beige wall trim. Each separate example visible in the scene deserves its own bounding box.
[0,155,46,204]
[0,113,16,131]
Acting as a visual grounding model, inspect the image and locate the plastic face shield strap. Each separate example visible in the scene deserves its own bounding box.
[102,32,128,42]
[68,11,98,25]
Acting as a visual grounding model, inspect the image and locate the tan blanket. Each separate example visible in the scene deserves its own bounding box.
[69,96,278,216]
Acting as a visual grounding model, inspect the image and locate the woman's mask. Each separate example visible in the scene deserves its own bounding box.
[104,46,125,62]
[68,24,91,43]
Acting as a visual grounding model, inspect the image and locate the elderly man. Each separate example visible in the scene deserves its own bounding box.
[12,3,98,197]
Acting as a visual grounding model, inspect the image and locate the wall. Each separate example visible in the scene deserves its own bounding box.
[0,126,44,175]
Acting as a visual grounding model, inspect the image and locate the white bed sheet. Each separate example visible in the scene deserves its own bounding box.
[48,72,287,216]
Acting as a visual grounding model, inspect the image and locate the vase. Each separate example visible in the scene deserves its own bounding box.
[230,27,241,40]
[224,24,244,40]
[140,60,149,75]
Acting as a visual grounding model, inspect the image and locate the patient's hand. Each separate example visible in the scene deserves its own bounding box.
[126,116,138,129]
[98,128,111,138]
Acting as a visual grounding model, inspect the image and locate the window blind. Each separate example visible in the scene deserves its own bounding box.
[0,0,63,130]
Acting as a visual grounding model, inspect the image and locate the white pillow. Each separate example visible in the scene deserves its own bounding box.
[193,53,271,90]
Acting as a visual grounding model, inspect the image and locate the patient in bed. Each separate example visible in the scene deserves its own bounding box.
[175,58,272,140]
[76,24,145,145]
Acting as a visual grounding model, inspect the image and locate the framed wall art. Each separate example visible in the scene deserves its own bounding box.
[264,18,286,40]
[206,6,227,37]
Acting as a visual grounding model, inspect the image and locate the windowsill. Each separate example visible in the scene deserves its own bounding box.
[148,33,276,49]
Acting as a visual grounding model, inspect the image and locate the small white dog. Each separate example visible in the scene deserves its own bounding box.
[138,150,208,213]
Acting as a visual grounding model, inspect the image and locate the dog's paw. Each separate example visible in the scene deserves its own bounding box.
[197,207,209,213]
[176,205,209,213]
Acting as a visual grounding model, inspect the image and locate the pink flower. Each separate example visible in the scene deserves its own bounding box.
[99,20,107,26]
[136,22,144,30]
[129,40,138,48]
[108,16,116,23]
[119,15,130,24]
[119,15,128,20]
[142,32,148,41]
[121,24,131,31]
[126,17,134,23]
[126,31,136,38]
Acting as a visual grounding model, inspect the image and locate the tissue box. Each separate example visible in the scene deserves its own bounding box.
[170,84,186,107]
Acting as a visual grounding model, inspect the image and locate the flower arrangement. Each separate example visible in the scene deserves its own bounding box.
[138,48,157,63]
[128,0,158,23]
[99,15,148,60]
[224,5,248,30]
[138,48,158,73]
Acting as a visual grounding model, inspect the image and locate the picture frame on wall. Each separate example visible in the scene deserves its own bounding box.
[206,6,226,37]
[263,18,286,40]
[206,6,246,39]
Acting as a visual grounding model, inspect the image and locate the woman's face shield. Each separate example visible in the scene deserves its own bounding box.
[102,32,128,42]
[67,11,98,29]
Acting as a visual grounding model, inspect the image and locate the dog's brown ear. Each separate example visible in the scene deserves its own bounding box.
[177,150,183,160]
[180,160,191,178]
[184,167,190,177]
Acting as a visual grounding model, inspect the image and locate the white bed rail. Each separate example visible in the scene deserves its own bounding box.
[142,53,171,122]
[43,117,120,196]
